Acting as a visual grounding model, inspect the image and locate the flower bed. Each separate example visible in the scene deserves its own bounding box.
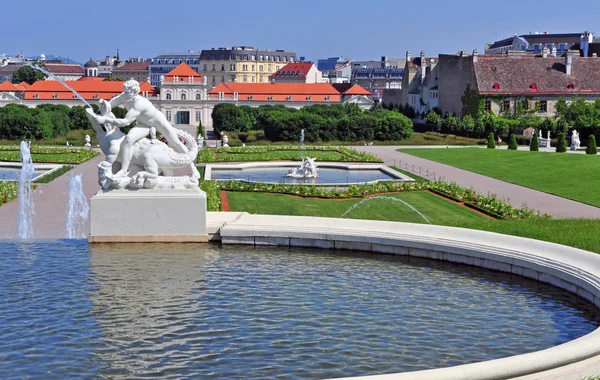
[197,146,382,163]
[0,182,18,206]
[0,146,98,164]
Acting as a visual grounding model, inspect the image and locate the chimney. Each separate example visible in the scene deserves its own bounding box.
[565,52,573,75]
[406,51,411,62]
[472,49,478,63]
[581,31,593,57]
[551,44,557,57]
[542,47,549,58]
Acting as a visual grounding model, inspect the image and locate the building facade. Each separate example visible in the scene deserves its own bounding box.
[149,52,200,87]
[198,46,297,87]
[112,61,151,82]
[44,63,85,81]
[269,62,322,83]
[485,32,596,56]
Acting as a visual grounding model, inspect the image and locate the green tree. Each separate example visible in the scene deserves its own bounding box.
[507,134,518,150]
[106,74,124,81]
[586,135,598,155]
[11,65,47,85]
[460,114,475,137]
[556,132,567,153]
[530,131,539,151]
[461,84,479,117]
[487,132,496,149]
[425,110,442,131]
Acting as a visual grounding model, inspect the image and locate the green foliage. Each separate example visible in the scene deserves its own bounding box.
[507,134,518,150]
[11,65,47,85]
[0,146,98,164]
[487,132,495,149]
[33,165,74,183]
[556,132,567,152]
[197,120,205,142]
[200,180,222,211]
[425,110,442,131]
[587,135,598,155]
[530,132,539,151]
[198,145,382,163]
[461,84,480,117]
[0,181,19,206]
[105,74,124,81]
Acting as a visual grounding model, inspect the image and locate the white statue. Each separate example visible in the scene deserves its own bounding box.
[221,134,229,148]
[84,134,91,148]
[571,130,581,150]
[91,79,200,181]
[539,130,543,140]
[286,157,319,178]
[196,135,204,148]
[85,80,199,190]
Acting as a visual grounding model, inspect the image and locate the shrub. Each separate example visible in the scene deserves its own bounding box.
[487,132,495,149]
[530,131,539,151]
[556,132,567,153]
[587,135,598,155]
[507,134,518,150]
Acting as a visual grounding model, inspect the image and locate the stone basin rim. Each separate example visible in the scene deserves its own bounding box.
[217,213,600,380]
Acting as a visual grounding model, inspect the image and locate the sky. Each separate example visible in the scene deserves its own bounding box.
[2,0,600,64]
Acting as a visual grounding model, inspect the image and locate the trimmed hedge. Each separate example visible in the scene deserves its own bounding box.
[587,135,598,155]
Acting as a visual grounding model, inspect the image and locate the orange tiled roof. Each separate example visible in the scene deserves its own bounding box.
[77,76,106,82]
[343,84,371,95]
[209,82,343,102]
[164,63,202,81]
[0,81,19,92]
[15,81,30,90]
[24,80,155,100]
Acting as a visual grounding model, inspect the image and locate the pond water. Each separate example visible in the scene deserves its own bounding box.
[0,240,598,379]
[210,166,397,185]
[0,168,45,181]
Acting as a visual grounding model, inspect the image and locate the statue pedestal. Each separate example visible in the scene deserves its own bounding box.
[88,188,208,243]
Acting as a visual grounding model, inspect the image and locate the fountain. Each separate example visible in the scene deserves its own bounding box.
[341,195,432,224]
[66,174,89,239]
[285,129,319,179]
[17,141,35,239]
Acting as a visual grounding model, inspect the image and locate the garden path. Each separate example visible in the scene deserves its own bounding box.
[355,145,600,219]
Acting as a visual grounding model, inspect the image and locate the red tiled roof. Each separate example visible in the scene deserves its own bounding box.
[0,81,19,91]
[343,84,371,95]
[24,80,155,100]
[44,63,85,75]
[16,82,30,90]
[209,82,342,102]
[113,61,151,72]
[269,62,315,78]
[77,77,106,82]
[475,55,600,95]
[162,63,202,84]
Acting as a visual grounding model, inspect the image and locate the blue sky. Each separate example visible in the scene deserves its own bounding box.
[2,0,599,63]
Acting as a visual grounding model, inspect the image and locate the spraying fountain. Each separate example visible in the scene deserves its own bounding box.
[18,141,35,239]
[341,196,432,224]
[286,129,319,179]
[66,174,89,239]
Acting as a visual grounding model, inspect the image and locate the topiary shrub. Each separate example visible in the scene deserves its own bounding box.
[530,132,539,151]
[556,132,567,153]
[487,132,495,149]
[587,135,598,155]
[508,134,518,150]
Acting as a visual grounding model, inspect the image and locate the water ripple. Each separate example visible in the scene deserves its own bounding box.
[0,241,598,379]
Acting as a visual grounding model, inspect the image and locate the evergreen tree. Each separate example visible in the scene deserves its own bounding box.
[487,132,495,149]
[530,131,539,151]
[508,134,518,150]
[587,135,598,155]
[556,132,567,153]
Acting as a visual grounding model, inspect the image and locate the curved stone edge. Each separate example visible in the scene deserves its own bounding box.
[217,213,600,380]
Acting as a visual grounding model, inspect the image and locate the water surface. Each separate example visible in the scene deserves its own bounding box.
[0,240,598,379]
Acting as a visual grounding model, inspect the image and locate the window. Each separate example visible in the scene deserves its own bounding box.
[484,99,492,111]
[251,55,255,60]
[567,82,575,89]
[325,96,330,101]
[203,64,207,71]
[221,75,225,82]
[251,65,255,71]
[268,95,273,101]
[230,64,236,71]
[259,65,264,71]
[242,64,248,71]
[503,100,510,111]
[53,93,58,99]
[181,93,186,100]
[287,95,292,101]
[306,95,312,101]
[230,75,236,81]
[530,83,537,92]
[259,75,263,82]
[93,94,98,99]
[166,93,172,100]
[539,100,548,112]
[243,75,247,82]
[166,110,172,121]
[196,111,201,122]
[259,55,263,61]
[211,64,216,71]
[268,64,272,71]
[492,82,500,90]
[283,56,287,62]
[248,95,254,100]
[196,93,201,100]
[221,64,225,71]
[276,56,281,61]
[251,76,255,82]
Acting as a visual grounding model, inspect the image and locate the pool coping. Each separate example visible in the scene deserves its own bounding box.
[0,161,64,182]
[214,213,600,380]
[204,161,414,186]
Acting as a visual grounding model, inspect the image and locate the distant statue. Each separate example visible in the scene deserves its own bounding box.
[66,141,70,146]
[286,157,318,178]
[546,131,551,142]
[539,130,543,140]
[84,134,91,148]
[221,134,229,148]
[571,130,581,150]
[196,135,204,148]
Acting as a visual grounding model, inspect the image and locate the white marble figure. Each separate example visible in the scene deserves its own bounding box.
[221,134,229,148]
[196,135,204,148]
[571,130,581,150]
[85,80,199,190]
[286,157,319,178]
[84,134,91,148]
[539,130,543,140]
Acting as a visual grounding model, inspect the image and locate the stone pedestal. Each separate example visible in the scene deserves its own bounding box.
[88,188,208,243]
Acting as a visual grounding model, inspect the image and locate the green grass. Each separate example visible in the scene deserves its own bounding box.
[389,166,429,183]
[0,129,100,147]
[224,190,600,253]
[33,165,74,184]
[0,146,98,164]
[397,148,600,207]
[226,191,487,225]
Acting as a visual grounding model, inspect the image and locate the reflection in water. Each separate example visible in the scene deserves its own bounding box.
[0,240,598,379]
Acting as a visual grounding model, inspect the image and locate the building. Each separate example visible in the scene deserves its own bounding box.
[322,60,352,83]
[149,52,200,87]
[351,67,404,101]
[485,31,596,56]
[198,46,297,87]
[317,57,346,71]
[0,81,24,104]
[44,63,85,81]
[22,79,154,103]
[157,63,209,129]
[269,62,322,83]
[112,61,151,82]
[436,49,600,117]
[83,59,99,78]
[209,82,373,108]
[0,63,24,83]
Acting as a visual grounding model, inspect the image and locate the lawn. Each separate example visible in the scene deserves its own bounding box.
[198,146,381,163]
[226,191,487,225]
[224,190,600,253]
[0,146,98,164]
[397,148,600,207]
